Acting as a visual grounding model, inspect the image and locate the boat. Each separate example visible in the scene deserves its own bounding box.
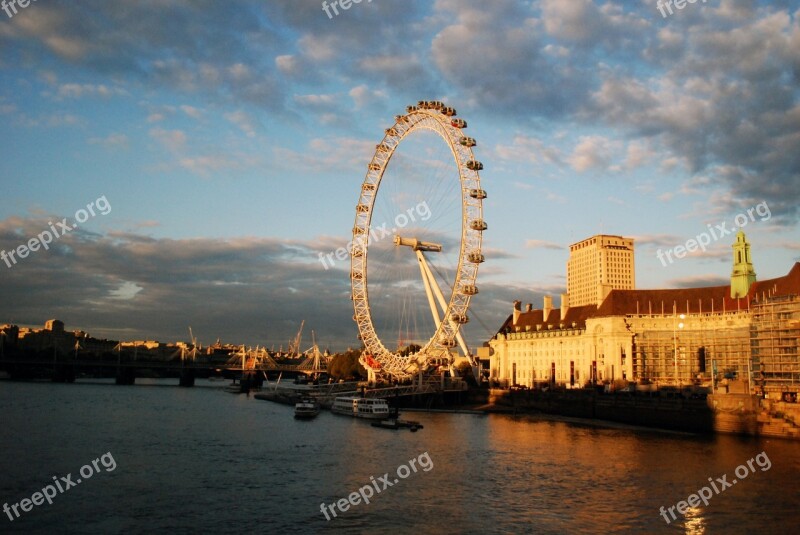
[371,418,423,431]
[294,397,320,419]
[331,395,390,419]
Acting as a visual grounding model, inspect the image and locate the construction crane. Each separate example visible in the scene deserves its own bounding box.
[287,320,305,358]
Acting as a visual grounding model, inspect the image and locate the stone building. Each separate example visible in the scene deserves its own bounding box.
[489,232,800,399]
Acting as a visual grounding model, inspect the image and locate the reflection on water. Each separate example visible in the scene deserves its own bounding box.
[1,379,799,534]
[683,507,707,534]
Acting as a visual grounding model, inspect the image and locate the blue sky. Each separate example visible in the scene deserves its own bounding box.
[0,0,798,351]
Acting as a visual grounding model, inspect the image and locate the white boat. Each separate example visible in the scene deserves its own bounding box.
[331,396,390,419]
[294,397,320,419]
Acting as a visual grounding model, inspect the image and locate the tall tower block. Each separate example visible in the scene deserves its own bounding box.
[567,235,635,307]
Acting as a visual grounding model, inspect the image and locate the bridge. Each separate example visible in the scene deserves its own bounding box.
[0,351,328,387]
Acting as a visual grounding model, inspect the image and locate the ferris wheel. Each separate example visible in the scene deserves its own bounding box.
[350,100,487,381]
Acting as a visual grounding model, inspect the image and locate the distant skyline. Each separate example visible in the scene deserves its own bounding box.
[1,0,798,350]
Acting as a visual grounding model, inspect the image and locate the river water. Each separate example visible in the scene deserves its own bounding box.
[1,379,798,534]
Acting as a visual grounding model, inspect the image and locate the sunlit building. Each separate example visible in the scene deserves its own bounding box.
[489,231,800,399]
[15,319,117,355]
[567,234,635,307]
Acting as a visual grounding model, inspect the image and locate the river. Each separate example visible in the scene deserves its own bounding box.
[1,379,798,534]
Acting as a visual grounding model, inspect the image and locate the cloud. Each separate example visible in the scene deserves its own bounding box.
[631,234,684,248]
[431,0,585,119]
[88,133,129,148]
[525,239,562,250]
[55,83,128,99]
[272,136,376,174]
[494,135,564,166]
[177,154,250,176]
[349,85,387,108]
[180,105,203,119]
[540,0,647,47]
[224,110,258,138]
[586,5,800,222]
[667,275,730,289]
[149,128,187,153]
[0,213,514,351]
[0,214,357,348]
[567,135,618,172]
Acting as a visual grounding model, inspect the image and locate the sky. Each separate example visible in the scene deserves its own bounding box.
[0,0,798,352]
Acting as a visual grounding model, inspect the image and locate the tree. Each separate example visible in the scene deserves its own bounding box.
[455,360,478,387]
[328,350,367,381]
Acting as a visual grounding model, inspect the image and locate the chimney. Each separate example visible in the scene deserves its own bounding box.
[513,300,521,325]
[543,295,553,321]
[561,293,569,321]
[525,303,532,312]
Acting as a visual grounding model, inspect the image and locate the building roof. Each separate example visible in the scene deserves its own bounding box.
[494,263,800,336]
[595,262,800,317]
[496,303,599,334]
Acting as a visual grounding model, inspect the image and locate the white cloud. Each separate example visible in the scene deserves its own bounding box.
[525,239,562,250]
[88,133,129,148]
[149,128,187,153]
[180,105,203,119]
[224,110,257,138]
[568,135,617,172]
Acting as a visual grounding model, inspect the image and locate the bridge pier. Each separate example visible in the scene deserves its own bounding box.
[179,368,195,387]
[239,371,263,392]
[115,367,136,385]
[51,363,75,383]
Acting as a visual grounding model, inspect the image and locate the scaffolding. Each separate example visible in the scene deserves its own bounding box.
[633,315,750,386]
[751,294,800,398]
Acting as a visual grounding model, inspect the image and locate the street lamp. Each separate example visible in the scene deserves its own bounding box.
[673,313,685,386]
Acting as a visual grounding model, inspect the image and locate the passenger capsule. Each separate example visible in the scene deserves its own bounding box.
[451,313,469,324]
[439,337,457,348]
[469,189,487,199]
[465,160,483,171]
[467,252,485,264]
[461,285,479,295]
[451,118,467,128]
[459,136,476,147]
[469,219,487,231]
